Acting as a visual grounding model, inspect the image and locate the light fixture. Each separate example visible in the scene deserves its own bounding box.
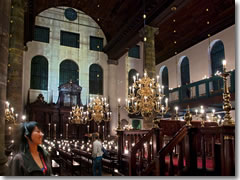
[125,70,169,126]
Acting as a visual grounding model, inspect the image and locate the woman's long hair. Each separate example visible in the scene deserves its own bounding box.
[13,121,39,153]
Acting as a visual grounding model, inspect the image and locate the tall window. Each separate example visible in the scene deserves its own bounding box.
[210,40,225,75]
[128,69,138,86]
[59,60,79,85]
[89,64,103,95]
[161,66,169,89]
[60,30,79,48]
[30,56,48,90]
[128,45,140,59]
[180,56,190,86]
[90,36,103,51]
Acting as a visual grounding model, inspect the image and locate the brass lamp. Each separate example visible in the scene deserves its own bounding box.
[5,101,18,124]
[125,70,169,126]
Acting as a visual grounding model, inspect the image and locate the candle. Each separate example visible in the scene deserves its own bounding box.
[87,125,89,134]
[156,75,159,83]
[136,73,139,80]
[9,126,12,136]
[54,124,56,139]
[103,126,105,138]
[98,125,100,132]
[133,76,136,83]
[165,98,168,108]
[48,123,51,138]
[195,109,198,115]
[66,124,68,139]
[175,106,178,114]
[144,72,147,77]
[222,59,226,69]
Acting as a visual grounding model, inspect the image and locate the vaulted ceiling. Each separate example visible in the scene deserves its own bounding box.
[24,0,235,65]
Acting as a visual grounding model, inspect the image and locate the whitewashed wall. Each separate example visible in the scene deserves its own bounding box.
[156,25,235,89]
[23,7,108,105]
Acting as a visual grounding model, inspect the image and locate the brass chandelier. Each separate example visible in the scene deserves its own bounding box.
[125,70,169,123]
[69,96,111,125]
[5,101,18,124]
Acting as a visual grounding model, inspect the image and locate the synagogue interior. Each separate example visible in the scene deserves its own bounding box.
[0,0,235,176]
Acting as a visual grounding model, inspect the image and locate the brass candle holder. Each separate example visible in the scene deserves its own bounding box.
[184,106,192,126]
[217,60,234,126]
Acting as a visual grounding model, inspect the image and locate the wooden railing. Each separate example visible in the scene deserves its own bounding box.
[142,125,188,176]
[128,128,163,175]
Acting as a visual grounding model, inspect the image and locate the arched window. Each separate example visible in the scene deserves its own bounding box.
[161,66,169,89]
[89,64,103,95]
[180,57,190,86]
[59,60,79,85]
[128,69,138,86]
[30,56,48,90]
[210,40,225,75]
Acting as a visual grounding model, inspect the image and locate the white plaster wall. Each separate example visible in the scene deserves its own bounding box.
[156,25,235,89]
[23,7,108,105]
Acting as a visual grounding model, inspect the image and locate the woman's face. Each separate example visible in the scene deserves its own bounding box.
[30,126,44,145]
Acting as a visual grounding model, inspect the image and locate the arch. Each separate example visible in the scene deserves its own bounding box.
[30,55,48,90]
[128,69,138,87]
[89,63,103,95]
[209,40,225,75]
[180,56,190,86]
[59,59,79,85]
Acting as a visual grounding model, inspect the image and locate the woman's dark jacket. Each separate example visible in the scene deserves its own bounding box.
[8,145,52,176]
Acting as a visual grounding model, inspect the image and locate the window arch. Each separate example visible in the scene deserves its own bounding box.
[89,64,103,95]
[161,66,169,89]
[180,56,190,86]
[30,55,48,90]
[128,69,138,87]
[210,40,225,75]
[59,60,79,85]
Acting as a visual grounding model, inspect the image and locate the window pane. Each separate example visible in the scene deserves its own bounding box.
[30,56,48,90]
[90,36,103,51]
[128,45,140,58]
[59,60,79,85]
[89,64,103,95]
[60,31,79,48]
[181,57,190,86]
[33,26,50,43]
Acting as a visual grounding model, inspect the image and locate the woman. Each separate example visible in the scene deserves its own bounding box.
[8,121,52,176]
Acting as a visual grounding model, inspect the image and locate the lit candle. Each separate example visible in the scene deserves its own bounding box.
[87,125,89,134]
[144,72,147,77]
[133,76,136,83]
[66,124,68,139]
[9,126,12,136]
[6,101,9,108]
[222,59,226,71]
[156,75,159,83]
[165,98,168,108]
[98,125,100,132]
[136,73,139,80]
[175,106,178,115]
[103,126,104,138]
[22,115,26,121]
[48,123,51,138]
[195,109,198,115]
[54,124,56,139]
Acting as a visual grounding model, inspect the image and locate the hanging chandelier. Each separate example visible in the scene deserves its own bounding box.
[125,70,169,123]
[87,96,111,124]
[68,105,88,124]
[69,96,111,125]
[5,101,18,124]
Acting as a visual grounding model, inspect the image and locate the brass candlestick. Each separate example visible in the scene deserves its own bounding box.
[218,61,234,126]
[116,99,122,131]
[184,106,192,126]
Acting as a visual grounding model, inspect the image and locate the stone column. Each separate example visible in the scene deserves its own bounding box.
[107,59,118,136]
[0,0,11,175]
[7,0,24,116]
[140,25,159,129]
[142,25,159,78]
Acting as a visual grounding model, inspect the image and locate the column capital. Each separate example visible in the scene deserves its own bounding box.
[139,25,159,39]
[107,59,118,65]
